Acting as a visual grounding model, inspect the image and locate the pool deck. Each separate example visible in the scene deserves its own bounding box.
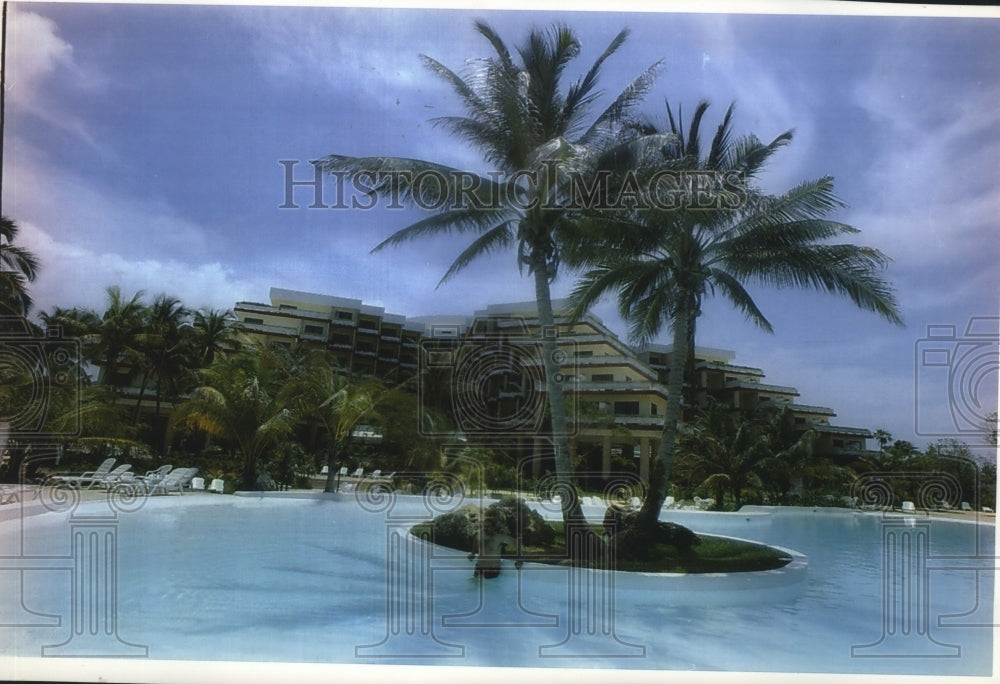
[1,483,996,525]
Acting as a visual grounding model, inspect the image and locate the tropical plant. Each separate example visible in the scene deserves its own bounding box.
[173,344,297,489]
[88,286,149,392]
[132,294,191,432]
[570,101,903,539]
[191,308,242,366]
[284,348,407,492]
[676,401,771,510]
[316,22,658,537]
[0,216,39,318]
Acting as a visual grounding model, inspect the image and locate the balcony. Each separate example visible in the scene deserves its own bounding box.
[238,321,297,337]
[724,379,799,396]
[574,380,669,396]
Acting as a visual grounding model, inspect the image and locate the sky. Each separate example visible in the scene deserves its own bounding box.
[3,1,999,454]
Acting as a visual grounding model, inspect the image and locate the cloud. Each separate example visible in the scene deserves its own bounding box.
[19,220,264,315]
[5,6,107,150]
[7,140,218,264]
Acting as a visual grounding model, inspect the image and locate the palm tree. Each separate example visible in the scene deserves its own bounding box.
[89,286,148,392]
[677,402,774,510]
[174,344,297,489]
[316,22,658,536]
[570,101,903,538]
[0,216,39,318]
[285,348,405,492]
[191,308,242,367]
[132,294,193,455]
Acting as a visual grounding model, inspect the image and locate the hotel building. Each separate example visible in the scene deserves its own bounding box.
[234,287,875,482]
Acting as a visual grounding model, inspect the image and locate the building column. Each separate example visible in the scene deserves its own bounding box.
[601,435,612,479]
[639,438,650,484]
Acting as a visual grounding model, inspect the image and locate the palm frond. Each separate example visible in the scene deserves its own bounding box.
[708,268,774,333]
[438,222,516,285]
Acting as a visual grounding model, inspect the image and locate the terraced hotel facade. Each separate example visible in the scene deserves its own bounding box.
[234,288,877,483]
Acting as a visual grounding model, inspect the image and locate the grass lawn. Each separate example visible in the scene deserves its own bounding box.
[410,521,792,574]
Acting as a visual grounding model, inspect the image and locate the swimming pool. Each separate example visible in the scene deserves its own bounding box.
[0,491,994,676]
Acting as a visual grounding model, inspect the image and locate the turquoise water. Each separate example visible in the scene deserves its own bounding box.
[1,495,994,675]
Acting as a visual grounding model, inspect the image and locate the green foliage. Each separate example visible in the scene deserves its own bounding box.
[0,216,39,317]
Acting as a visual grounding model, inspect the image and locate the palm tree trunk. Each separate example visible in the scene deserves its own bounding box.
[531,257,584,529]
[324,440,339,493]
[636,305,691,531]
[132,370,150,426]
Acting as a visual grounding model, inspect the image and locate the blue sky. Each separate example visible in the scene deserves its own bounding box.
[4,1,999,453]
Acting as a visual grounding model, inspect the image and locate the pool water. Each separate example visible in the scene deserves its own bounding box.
[0,493,994,675]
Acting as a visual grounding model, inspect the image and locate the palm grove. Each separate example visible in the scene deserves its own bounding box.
[2,24,995,544]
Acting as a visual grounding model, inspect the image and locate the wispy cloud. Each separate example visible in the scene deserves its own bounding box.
[5,6,108,152]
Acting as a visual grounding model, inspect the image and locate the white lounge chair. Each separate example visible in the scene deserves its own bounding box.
[661,496,676,510]
[320,465,329,475]
[88,464,134,490]
[960,501,972,512]
[338,467,348,477]
[191,477,206,490]
[351,468,363,478]
[145,467,198,495]
[369,469,382,479]
[1,484,19,505]
[142,464,172,484]
[901,500,916,513]
[49,457,116,487]
[208,478,225,493]
[983,507,994,513]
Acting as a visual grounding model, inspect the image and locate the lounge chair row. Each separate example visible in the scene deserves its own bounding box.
[901,499,992,514]
[47,459,216,495]
[319,466,395,481]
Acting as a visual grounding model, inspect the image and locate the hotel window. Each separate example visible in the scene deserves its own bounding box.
[303,324,324,336]
[244,317,264,325]
[335,311,353,321]
[592,373,614,382]
[614,401,640,416]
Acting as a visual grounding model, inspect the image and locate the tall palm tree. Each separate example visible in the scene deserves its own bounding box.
[316,22,658,535]
[0,216,39,318]
[133,294,192,454]
[89,286,148,392]
[570,101,903,538]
